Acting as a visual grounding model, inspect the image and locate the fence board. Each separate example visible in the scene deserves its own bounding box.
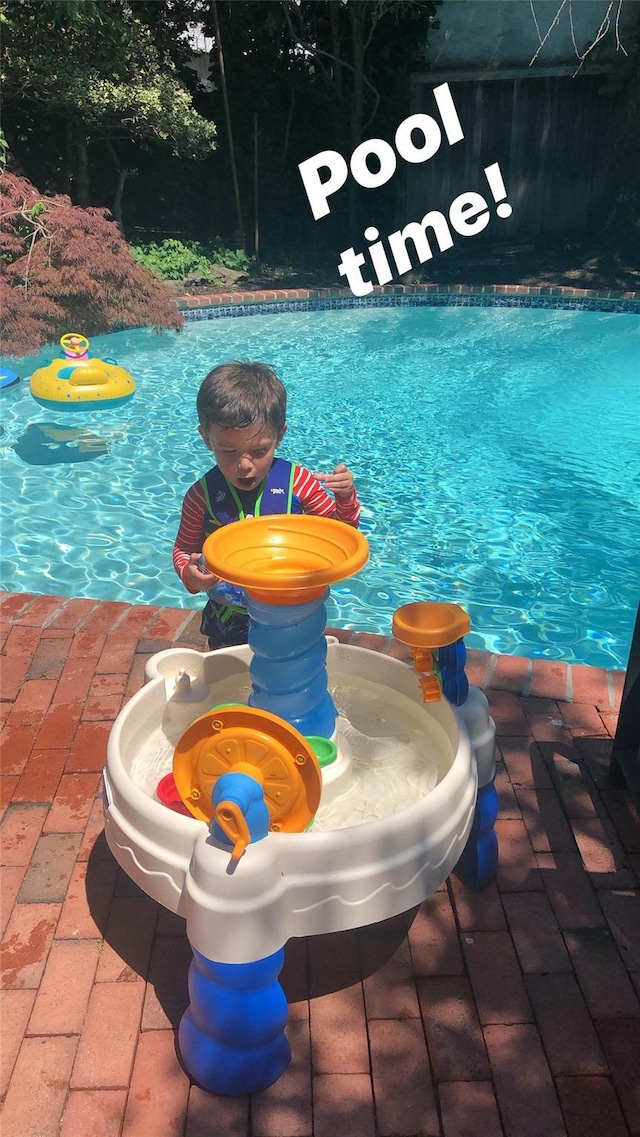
[408,73,620,240]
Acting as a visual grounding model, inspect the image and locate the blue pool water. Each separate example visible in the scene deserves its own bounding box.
[1,304,639,668]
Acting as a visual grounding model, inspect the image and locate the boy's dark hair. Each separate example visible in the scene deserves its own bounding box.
[197,361,287,433]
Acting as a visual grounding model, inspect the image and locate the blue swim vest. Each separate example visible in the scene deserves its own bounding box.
[200,457,303,533]
[200,458,303,617]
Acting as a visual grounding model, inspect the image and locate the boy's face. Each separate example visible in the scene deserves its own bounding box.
[199,421,286,492]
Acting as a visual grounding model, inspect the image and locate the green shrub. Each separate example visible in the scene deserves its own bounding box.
[130,239,213,281]
[130,237,254,281]
[209,240,252,272]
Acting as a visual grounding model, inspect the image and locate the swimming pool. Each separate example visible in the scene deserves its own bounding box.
[1,303,638,668]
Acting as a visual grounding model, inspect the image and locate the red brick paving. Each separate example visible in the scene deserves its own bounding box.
[1,591,639,1136]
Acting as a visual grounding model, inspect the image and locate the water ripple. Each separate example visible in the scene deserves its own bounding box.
[1,306,639,668]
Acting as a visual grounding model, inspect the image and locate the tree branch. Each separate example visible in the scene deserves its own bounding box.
[279,0,381,116]
[529,0,569,66]
[529,0,630,73]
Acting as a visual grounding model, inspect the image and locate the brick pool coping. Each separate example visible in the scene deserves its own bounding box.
[177,281,640,312]
[0,591,625,712]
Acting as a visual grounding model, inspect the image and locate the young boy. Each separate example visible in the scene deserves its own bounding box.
[173,361,361,649]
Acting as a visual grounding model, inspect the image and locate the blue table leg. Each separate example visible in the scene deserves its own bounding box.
[440,645,499,892]
[179,947,290,1095]
[454,776,499,891]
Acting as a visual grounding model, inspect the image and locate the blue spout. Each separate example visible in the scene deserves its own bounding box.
[210,771,270,855]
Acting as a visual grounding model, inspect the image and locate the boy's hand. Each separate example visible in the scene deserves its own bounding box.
[313,463,355,500]
[184,552,218,593]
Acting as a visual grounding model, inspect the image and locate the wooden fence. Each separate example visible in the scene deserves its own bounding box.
[407,69,622,240]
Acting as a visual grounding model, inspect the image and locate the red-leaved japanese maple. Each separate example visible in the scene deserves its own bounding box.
[1,172,184,358]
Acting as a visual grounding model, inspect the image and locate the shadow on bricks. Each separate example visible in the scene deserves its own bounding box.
[536,740,604,809]
[282,910,417,1003]
[84,838,191,1027]
[573,735,617,787]
[84,832,415,1027]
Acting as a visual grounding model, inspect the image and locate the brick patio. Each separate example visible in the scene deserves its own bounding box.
[1,590,639,1137]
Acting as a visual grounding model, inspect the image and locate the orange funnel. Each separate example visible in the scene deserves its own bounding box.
[392,601,471,650]
[202,514,369,605]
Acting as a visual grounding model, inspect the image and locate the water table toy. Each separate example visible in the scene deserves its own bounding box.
[104,515,497,1094]
[29,333,136,410]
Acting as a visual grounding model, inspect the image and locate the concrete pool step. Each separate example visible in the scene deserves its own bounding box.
[1,591,639,1137]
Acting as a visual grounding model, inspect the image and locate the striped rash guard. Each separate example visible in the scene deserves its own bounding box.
[173,458,361,592]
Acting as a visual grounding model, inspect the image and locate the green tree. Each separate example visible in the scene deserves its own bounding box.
[1,0,216,224]
[194,0,439,252]
[280,0,440,231]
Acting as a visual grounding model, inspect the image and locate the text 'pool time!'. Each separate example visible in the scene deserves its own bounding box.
[297,83,513,296]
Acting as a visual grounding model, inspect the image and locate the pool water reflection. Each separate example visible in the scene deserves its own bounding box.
[1,304,638,668]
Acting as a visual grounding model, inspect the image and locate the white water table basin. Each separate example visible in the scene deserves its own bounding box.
[104,639,481,965]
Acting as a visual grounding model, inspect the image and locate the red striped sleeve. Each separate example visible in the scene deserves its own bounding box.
[174,464,362,594]
[173,481,207,589]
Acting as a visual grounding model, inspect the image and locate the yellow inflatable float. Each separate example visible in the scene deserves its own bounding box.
[30,334,136,411]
